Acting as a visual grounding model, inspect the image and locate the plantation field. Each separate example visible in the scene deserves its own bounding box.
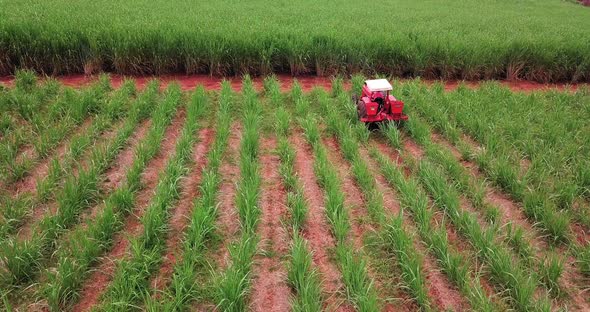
[1,0,590,81]
[0,72,590,311]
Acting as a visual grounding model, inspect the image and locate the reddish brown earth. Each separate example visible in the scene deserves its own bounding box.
[150,127,214,293]
[72,110,186,312]
[367,141,471,311]
[250,137,291,312]
[103,120,152,191]
[1,74,585,93]
[213,123,242,269]
[290,133,353,312]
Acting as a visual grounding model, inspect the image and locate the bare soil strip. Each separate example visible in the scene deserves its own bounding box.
[290,133,351,312]
[365,141,471,311]
[150,127,215,292]
[250,136,291,312]
[72,110,186,312]
[1,74,584,93]
[213,123,242,270]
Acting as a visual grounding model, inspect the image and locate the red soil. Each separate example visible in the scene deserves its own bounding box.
[250,137,291,312]
[15,117,119,241]
[73,110,186,312]
[103,119,152,191]
[213,123,242,269]
[290,133,353,312]
[1,74,585,93]
[367,141,471,311]
[150,127,214,293]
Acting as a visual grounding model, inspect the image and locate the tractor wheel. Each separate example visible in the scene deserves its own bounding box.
[357,100,366,119]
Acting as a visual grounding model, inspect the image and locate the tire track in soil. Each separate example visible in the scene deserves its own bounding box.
[189,123,242,312]
[367,141,472,312]
[430,133,590,311]
[6,117,95,197]
[72,110,186,312]
[289,133,353,312]
[15,118,123,241]
[250,136,291,312]
[212,122,242,271]
[150,127,215,293]
[322,137,419,311]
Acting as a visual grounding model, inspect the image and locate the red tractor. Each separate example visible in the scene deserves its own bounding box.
[354,79,408,124]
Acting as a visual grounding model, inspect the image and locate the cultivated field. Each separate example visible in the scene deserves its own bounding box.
[1,0,590,81]
[0,72,589,311]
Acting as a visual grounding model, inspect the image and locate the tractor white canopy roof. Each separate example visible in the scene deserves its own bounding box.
[365,79,392,92]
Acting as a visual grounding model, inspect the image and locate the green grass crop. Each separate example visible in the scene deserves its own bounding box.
[151,82,232,310]
[0,74,111,185]
[38,82,165,310]
[416,159,551,311]
[0,80,136,241]
[99,83,205,310]
[326,82,494,311]
[404,80,581,243]
[268,78,322,311]
[1,1,590,81]
[0,81,159,289]
[214,76,262,312]
[300,94,379,311]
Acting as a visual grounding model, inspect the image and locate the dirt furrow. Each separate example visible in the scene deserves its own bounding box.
[250,136,291,312]
[150,127,214,293]
[72,110,186,312]
[290,133,351,312]
[212,122,242,269]
[364,142,470,311]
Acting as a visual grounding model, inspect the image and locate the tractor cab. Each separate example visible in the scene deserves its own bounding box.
[354,79,408,124]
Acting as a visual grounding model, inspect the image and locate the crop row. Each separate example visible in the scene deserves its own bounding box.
[0,77,588,311]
